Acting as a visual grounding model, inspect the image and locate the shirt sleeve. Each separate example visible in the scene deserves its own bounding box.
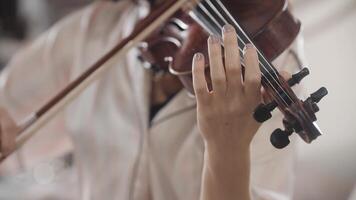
[0,10,84,121]
[0,6,88,174]
[250,119,297,200]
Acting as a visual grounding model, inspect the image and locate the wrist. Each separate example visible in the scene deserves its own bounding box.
[205,136,251,153]
[205,140,250,163]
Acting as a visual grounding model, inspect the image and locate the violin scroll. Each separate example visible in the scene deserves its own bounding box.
[254,68,328,148]
[254,67,310,123]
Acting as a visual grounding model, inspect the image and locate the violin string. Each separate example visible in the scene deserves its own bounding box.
[195,1,290,107]
[195,1,289,106]
[195,3,267,80]
[209,0,295,104]
[203,0,294,105]
[194,3,287,107]
[195,2,286,107]
[214,0,283,80]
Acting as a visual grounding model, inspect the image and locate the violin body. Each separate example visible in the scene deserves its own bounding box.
[139,0,300,94]
[0,0,327,162]
[139,0,327,148]
[0,0,328,163]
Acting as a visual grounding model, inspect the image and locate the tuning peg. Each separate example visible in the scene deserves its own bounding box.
[288,67,310,87]
[270,128,292,149]
[311,87,328,103]
[311,103,319,113]
[253,101,278,123]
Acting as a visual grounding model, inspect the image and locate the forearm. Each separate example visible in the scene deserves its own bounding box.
[201,144,251,200]
[193,24,261,200]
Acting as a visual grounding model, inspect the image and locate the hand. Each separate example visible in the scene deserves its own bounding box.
[0,107,19,156]
[192,24,262,153]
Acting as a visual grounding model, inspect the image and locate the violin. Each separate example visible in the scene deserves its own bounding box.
[0,0,327,162]
[139,0,328,148]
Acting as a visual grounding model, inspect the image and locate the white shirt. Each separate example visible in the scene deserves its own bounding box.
[0,1,306,199]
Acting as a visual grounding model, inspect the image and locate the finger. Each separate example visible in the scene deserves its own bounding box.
[243,44,261,98]
[192,53,209,102]
[222,24,242,92]
[0,108,17,156]
[279,71,292,81]
[261,88,270,103]
[0,123,16,156]
[208,35,226,94]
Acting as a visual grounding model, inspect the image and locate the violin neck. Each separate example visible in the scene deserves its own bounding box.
[191,0,293,106]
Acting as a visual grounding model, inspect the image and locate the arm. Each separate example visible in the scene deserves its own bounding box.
[202,142,252,200]
[0,9,84,161]
[192,24,262,200]
[0,12,81,119]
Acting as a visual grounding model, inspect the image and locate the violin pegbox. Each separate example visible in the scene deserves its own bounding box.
[253,68,328,149]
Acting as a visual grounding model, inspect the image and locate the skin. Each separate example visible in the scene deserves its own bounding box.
[192,24,262,200]
[0,108,19,157]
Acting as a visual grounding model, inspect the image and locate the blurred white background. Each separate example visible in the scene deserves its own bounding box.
[0,0,355,199]
[293,0,356,199]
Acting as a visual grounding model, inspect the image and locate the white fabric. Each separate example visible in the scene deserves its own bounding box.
[0,1,307,199]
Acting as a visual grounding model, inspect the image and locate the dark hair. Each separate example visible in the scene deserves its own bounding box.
[0,0,27,39]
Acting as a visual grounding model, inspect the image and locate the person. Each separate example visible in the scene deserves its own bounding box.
[0,0,306,199]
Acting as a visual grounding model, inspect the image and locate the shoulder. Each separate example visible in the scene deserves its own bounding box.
[7,3,97,63]
[81,1,146,38]
[12,1,143,68]
[70,0,147,69]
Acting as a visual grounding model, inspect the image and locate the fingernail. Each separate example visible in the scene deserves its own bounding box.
[223,24,235,33]
[194,53,203,61]
[209,35,220,44]
[246,43,254,49]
